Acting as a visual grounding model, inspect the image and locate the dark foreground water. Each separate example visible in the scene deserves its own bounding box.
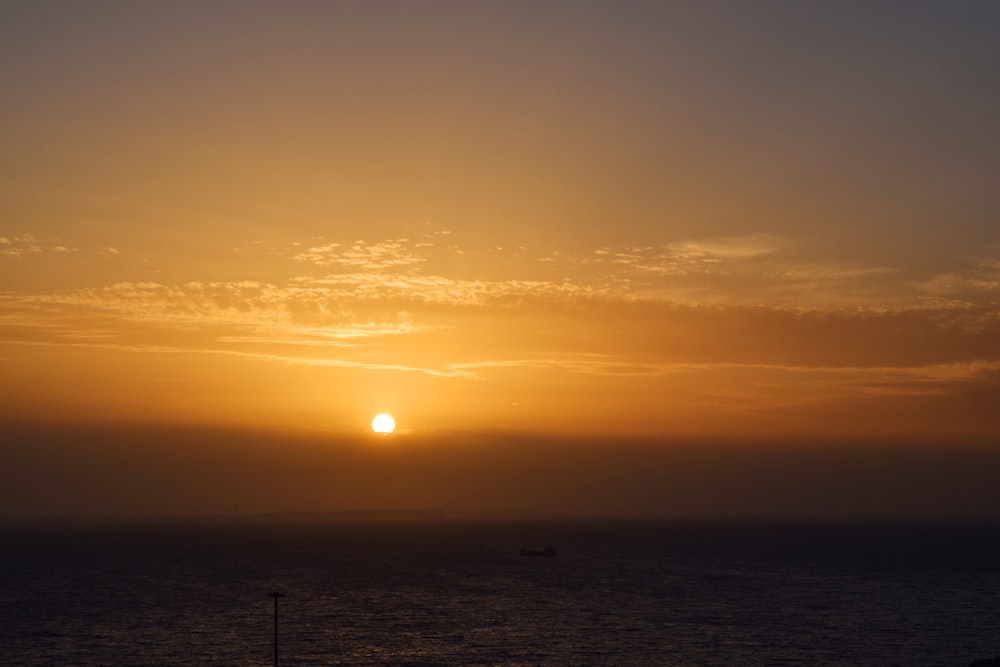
[1,519,998,666]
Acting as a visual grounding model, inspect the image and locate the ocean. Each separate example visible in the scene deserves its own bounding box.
[1,519,997,666]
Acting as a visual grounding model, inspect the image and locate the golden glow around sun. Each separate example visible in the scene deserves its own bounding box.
[371,413,396,434]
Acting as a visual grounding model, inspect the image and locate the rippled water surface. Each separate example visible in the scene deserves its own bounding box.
[1,519,998,666]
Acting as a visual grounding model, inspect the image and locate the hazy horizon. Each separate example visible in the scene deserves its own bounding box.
[4,420,999,521]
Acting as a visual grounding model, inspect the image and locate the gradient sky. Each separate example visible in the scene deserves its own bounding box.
[2,2,999,517]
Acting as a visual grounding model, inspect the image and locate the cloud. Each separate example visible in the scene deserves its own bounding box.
[915,257,1000,300]
[0,233,79,257]
[259,234,1000,310]
[0,281,439,363]
[4,233,1000,429]
[583,235,785,277]
[296,273,615,306]
[3,252,1000,438]
[209,349,473,377]
[1,331,469,378]
[294,239,427,270]
[665,235,785,260]
[0,235,41,257]
[217,320,440,346]
[4,257,1000,372]
[277,233,902,309]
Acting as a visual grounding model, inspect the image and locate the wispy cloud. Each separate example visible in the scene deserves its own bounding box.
[233,233,1000,309]
[0,281,438,359]
[4,234,1000,399]
[3,233,1000,437]
[210,349,474,377]
[0,233,78,258]
[294,239,427,270]
[296,273,615,306]
[914,257,1000,301]
[583,235,785,276]
[2,337,471,378]
[217,321,439,347]
[449,355,1000,384]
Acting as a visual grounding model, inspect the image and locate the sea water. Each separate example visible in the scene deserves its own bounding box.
[1,519,997,666]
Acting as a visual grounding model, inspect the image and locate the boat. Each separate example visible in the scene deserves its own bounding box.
[519,545,556,557]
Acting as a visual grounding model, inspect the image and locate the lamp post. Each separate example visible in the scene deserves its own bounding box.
[268,591,285,667]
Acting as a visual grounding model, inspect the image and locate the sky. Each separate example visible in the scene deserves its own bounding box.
[2,1,999,518]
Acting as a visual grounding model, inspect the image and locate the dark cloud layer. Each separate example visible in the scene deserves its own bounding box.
[3,423,998,520]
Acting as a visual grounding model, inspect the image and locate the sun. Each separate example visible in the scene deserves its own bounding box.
[371,413,396,434]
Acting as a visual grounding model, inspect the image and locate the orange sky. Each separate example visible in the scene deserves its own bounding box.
[2,2,999,517]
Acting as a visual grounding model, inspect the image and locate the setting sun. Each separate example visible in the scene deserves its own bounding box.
[371,413,396,434]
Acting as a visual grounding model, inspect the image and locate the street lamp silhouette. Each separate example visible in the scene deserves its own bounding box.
[268,591,285,667]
